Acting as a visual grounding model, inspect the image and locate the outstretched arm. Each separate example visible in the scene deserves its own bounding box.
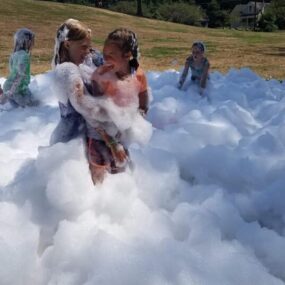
[200,60,210,90]
[70,79,106,121]
[178,58,190,89]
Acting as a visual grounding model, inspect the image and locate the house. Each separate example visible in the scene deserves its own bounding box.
[230,1,270,29]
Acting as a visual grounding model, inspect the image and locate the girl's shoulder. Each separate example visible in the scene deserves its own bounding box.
[186,55,193,63]
[135,67,146,80]
[203,57,210,67]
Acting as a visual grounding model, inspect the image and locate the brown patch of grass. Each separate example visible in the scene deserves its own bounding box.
[0,0,285,80]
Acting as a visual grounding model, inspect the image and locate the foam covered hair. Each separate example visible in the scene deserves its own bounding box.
[14,28,35,52]
[52,19,91,69]
[52,25,69,68]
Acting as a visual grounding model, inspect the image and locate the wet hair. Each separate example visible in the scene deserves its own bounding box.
[192,41,206,53]
[52,18,91,68]
[105,28,140,70]
[14,28,35,53]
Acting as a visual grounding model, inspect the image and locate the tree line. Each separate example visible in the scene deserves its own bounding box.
[41,0,285,31]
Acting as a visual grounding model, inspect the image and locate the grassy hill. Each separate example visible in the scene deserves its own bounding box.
[0,0,285,79]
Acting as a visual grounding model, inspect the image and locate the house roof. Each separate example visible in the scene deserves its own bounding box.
[231,2,270,17]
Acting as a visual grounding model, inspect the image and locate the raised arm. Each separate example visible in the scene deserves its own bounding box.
[200,59,210,90]
[178,57,191,89]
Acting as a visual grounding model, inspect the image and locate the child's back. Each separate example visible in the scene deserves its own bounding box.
[4,50,31,95]
[2,28,35,107]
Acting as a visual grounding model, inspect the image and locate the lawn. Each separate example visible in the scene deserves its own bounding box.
[0,0,285,79]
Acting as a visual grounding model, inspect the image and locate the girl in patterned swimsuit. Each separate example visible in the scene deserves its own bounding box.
[178,41,210,96]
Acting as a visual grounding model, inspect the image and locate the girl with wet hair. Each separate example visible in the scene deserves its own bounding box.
[178,41,210,96]
[69,27,151,184]
[0,28,36,107]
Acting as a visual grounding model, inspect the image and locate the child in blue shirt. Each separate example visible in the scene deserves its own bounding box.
[178,41,210,96]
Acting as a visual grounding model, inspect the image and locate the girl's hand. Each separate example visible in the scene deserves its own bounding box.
[199,87,205,96]
[75,82,84,98]
[139,108,147,118]
[98,63,114,75]
[114,144,127,162]
[4,90,13,98]
[110,143,127,163]
[96,128,128,164]
[177,81,183,90]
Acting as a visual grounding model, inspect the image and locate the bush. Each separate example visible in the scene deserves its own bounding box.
[109,1,137,15]
[276,16,285,29]
[157,2,203,26]
[258,13,278,32]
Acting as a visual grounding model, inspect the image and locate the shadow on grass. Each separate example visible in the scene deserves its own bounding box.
[263,47,285,57]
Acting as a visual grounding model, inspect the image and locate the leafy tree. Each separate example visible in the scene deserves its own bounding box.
[258,12,278,32]
[157,2,203,25]
[269,0,285,29]
[137,0,143,16]
[206,0,229,28]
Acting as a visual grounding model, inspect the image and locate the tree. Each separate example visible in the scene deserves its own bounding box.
[157,2,203,25]
[269,0,285,29]
[137,0,143,16]
[258,12,278,32]
[206,0,229,28]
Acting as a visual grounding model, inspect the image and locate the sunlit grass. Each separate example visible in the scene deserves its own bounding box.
[0,0,284,79]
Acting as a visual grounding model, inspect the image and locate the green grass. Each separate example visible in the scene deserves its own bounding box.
[0,0,284,79]
[144,46,189,58]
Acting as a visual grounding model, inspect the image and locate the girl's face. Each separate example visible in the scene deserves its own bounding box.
[192,46,204,62]
[103,42,131,74]
[65,37,91,65]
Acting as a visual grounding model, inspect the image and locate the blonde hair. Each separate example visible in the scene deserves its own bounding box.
[52,18,91,68]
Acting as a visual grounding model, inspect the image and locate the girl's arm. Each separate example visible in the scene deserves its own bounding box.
[200,59,210,90]
[71,80,105,121]
[178,57,190,89]
[138,90,149,116]
[55,63,107,120]
[137,69,149,116]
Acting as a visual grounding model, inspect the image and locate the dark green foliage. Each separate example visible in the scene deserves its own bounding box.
[39,0,284,31]
[157,2,203,25]
[269,0,285,29]
[109,1,137,15]
[258,12,278,32]
[206,0,229,28]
